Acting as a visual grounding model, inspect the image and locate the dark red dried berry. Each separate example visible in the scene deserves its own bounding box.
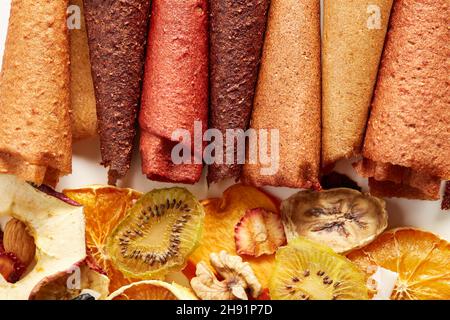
[320,172,361,191]
[0,231,4,253]
[442,181,450,211]
[0,251,26,283]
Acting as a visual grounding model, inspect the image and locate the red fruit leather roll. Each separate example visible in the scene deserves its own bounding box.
[139,0,208,184]
[83,0,151,184]
[207,0,270,184]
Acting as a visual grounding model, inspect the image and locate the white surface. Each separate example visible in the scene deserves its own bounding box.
[0,1,448,240]
[370,267,399,300]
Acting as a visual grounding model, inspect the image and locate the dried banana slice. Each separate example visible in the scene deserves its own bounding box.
[281,188,388,253]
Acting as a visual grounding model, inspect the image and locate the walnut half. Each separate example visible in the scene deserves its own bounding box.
[190,251,262,300]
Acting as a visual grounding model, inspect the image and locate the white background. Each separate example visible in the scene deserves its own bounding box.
[0,0,448,239]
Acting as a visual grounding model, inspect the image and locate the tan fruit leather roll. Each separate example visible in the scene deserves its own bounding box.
[0,0,71,186]
[322,0,393,168]
[69,0,97,141]
[355,0,449,200]
[242,0,321,189]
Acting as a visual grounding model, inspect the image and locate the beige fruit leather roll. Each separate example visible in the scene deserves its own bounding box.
[322,0,393,168]
[69,0,97,141]
[355,0,449,200]
[242,0,321,189]
[0,0,71,186]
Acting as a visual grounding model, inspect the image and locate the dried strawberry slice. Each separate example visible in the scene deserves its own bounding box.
[0,251,26,283]
[234,208,286,257]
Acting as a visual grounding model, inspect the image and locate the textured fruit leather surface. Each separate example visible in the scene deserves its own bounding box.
[355,0,449,200]
[83,0,151,184]
[0,0,71,186]
[207,0,270,184]
[242,0,322,190]
[139,0,208,184]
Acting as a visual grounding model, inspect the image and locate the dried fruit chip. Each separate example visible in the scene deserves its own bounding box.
[107,188,204,280]
[281,188,388,253]
[29,262,110,300]
[235,209,286,257]
[63,186,142,292]
[269,237,368,300]
[187,184,279,290]
[0,252,25,283]
[107,280,198,300]
[0,174,85,300]
[347,228,450,300]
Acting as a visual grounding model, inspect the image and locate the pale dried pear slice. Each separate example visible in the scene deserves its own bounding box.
[281,188,387,253]
[107,280,198,300]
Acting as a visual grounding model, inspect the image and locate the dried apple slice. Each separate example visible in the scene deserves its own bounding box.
[0,174,85,300]
[281,188,388,253]
[29,262,110,300]
[235,209,286,257]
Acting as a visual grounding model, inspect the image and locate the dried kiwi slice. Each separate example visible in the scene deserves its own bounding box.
[107,188,204,279]
[269,237,368,300]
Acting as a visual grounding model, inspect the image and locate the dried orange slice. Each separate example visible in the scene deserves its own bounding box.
[187,184,279,290]
[347,228,450,300]
[63,186,142,292]
[107,280,197,300]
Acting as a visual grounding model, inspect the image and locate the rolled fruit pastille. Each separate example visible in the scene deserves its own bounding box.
[242,0,321,189]
[139,0,208,184]
[207,0,270,184]
[83,0,151,184]
[0,0,71,186]
[355,0,450,200]
[69,0,97,141]
[322,0,393,169]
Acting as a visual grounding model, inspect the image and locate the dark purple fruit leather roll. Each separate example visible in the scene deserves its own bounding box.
[207,0,270,184]
[83,0,151,184]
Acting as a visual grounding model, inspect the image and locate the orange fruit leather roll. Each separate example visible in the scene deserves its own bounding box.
[139,0,208,184]
[0,0,71,186]
[69,0,97,141]
[242,0,321,190]
[355,0,449,200]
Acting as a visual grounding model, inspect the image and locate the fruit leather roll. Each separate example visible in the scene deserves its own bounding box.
[139,0,208,184]
[242,0,321,189]
[70,0,97,141]
[0,0,71,186]
[83,0,151,184]
[207,0,270,184]
[355,0,449,200]
[322,0,393,168]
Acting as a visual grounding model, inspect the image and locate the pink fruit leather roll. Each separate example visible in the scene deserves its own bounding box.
[139,0,209,184]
